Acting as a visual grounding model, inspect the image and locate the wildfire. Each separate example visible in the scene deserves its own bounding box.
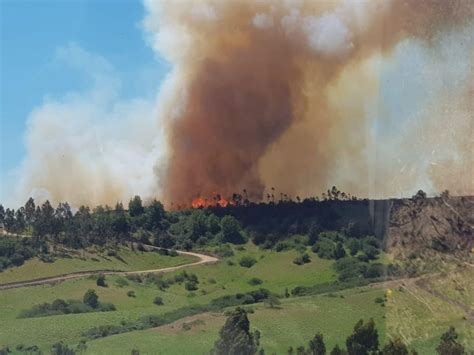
[191,193,231,208]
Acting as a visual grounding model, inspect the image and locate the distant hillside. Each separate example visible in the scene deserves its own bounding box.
[386,195,473,260]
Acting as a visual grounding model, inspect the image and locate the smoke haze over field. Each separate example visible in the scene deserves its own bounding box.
[5,0,474,207]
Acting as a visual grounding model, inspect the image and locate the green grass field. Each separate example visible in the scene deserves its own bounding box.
[0,243,471,354]
[0,244,337,353]
[0,247,196,284]
[86,287,387,355]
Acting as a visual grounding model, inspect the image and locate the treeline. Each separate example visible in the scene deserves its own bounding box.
[0,195,393,283]
[211,308,467,355]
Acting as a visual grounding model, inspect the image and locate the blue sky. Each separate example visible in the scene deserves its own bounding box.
[0,0,169,176]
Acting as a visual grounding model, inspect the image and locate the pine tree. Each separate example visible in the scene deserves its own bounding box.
[213,308,257,355]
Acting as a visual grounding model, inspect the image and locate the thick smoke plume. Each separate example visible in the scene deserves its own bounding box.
[5,0,473,208]
[145,0,473,206]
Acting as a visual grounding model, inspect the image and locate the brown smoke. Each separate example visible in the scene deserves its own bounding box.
[158,0,473,206]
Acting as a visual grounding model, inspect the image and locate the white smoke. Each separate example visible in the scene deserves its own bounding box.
[6,43,167,207]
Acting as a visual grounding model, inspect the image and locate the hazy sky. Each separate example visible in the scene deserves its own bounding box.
[0,0,169,194]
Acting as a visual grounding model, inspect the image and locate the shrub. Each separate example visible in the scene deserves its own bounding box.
[185,281,198,291]
[106,249,117,257]
[293,253,311,265]
[313,239,335,259]
[265,294,281,308]
[127,290,136,298]
[334,257,367,281]
[51,342,76,355]
[168,249,178,257]
[214,244,234,257]
[374,297,384,304]
[239,256,257,268]
[153,296,164,306]
[301,253,311,263]
[362,244,379,260]
[83,289,99,309]
[18,298,115,318]
[126,274,143,283]
[248,278,263,286]
[115,277,129,288]
[364,263,385,279]
[96,274,106,287]
[275,241,292,252]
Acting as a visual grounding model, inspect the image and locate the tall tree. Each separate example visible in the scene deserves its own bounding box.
[14,208,26,234]
[220,215,246,244]
[330,345,347,355]
[24,197,36,226]
[213,307,257,355]
[0,204,5,225]
[3,208,15,233]
[346,319,379,355]
[129,195,144,217]
[83,289,99,309]
[145,199,165,230]
[308,332,326,355]
[112,202,130,242]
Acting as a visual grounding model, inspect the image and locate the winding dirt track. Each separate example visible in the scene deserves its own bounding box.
[0,247,219,291]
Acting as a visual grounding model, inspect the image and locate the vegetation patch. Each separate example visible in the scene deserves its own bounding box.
[18,289,115,318]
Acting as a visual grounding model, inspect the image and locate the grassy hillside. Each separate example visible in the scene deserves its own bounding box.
[86,287,387,355]
[0,247,196,284]
[1,243,471,354]
[0,244,337,353]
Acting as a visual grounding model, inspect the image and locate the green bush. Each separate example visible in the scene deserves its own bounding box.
[275,241,292,252]
[126,274,143,283]
[374,297,384,304]
[313,239,335,259]
[83,289,99,308]
[18,297,116,318]
[334,257,367,281]
[248,277,263,286]
[153,296,164,306]
[239,256,257,268]
[96,274,106,287]
[115,277,129,288]
[185,281,198,291]
[293,252,311,265]
[214,244,234,257]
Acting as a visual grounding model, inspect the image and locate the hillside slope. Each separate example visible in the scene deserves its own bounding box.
[386,196,473,261]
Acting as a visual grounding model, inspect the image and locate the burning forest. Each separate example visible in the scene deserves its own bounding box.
[5,0,474,209]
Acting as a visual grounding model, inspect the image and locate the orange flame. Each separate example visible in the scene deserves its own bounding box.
[191,193,232,208]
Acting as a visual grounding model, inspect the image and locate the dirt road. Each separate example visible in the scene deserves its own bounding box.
[0,247,218,291]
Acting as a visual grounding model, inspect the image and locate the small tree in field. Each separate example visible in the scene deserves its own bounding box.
[213,307,257,355]
[346,319,379,355]
[83,289,99,309]
[436,327,465,355]
[330,345,347,355]
[308,332,326,355]
[264,294,281,309]
[96,274,106,287]
[51,342,76,355]
[381,338,408,355]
